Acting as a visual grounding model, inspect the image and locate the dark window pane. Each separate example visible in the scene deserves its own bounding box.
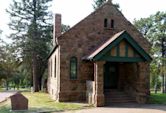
[70,57,77,80]
[54,57,56,78]
[104,19,108,28]
[111,19,114,28]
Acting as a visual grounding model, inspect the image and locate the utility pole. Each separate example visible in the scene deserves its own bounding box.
[161,37,166,93]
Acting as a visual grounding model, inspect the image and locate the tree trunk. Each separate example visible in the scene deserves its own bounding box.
[164,61,166,93]
[154,83,157,94]
[31,0,39,92]
[5,79,9,91]
[164,73,166,93]
[32,55,39,92]
[161,74,164,93]
[38,76,42,91]
[37,59,47,91]
[31,66,33,87]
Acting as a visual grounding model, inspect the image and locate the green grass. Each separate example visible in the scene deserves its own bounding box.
[149,93,166,104]
[0,87,4,92]
[0,92,91,113]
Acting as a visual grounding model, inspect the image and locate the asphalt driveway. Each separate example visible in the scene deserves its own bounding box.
[63,103,166,113]
[0,91,17,102]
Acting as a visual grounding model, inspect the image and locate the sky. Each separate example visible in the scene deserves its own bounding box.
[0,0,165,42]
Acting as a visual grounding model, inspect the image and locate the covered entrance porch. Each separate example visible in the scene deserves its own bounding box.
[85,31,152,106]
[104,62,138,104]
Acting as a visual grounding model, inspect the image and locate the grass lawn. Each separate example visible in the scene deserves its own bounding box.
[0,92,91,113]
[0,87,4,92]
[149,93,166,104]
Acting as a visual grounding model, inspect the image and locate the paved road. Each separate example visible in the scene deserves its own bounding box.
[0,91,17,102]
[63,104,166,113]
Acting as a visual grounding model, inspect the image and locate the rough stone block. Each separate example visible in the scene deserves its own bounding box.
[95,94,105,107]
[10,92,28,110]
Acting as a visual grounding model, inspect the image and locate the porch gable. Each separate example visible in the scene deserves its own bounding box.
[84,31,152,62]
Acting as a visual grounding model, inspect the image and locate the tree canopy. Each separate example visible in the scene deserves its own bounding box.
[93,0,120,10]
[7,0,53,91]
[134,11,166,92]
[93,0,107,9]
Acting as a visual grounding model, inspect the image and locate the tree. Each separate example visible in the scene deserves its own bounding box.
[0,39,19,90]
[93,0,120,10]
[93,0,107,9]
[61,24,70,33]
[134,11,166,92]
[7,0,53,92]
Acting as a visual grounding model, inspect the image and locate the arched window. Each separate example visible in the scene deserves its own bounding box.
[70,57,77,80]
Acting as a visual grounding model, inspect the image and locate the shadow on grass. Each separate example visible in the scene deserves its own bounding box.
[0,91,92,113]
[0,106,65,113]
[104,93,166,112]
[149,93,166,105]
[0,106,91,113]
[105,102,166,112]
[0,100,91,113]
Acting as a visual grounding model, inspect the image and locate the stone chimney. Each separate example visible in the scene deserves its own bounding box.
[53,14,61,46]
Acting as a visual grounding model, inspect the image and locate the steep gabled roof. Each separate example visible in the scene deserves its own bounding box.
[48,1,151,59]
[56,1,112,39]
[83,31,152,62]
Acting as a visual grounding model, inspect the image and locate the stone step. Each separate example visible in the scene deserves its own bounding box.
[105,97,135,101]
[105,96,134,99]
[104,89,136,104]
[104,92,125,95]
[105,95,131,98]
[105,93,128,96]
[105,99,136,104]
[105,97,136,103]
[105,98,136,101]
[104,90,124,93]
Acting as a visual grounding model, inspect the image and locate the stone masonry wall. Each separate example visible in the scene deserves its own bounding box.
[123,63,138,98]
[56,2,151,101]
[136,62,150,103]
[48,48,60,100]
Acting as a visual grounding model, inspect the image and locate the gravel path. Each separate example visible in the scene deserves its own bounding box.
[63,103,166,113]
[0,91,17,102]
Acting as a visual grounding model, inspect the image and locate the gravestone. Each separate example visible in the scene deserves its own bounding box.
[10,92,28,110]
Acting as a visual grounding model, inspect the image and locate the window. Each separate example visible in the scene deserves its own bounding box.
[111,19,114,28]
[104,18,108,28]
[104,19,114,29]
[70,57,77,80]
[48,61,50,76]
[52,89,54,95]
[50,60,52,77]
[54,57,56,78]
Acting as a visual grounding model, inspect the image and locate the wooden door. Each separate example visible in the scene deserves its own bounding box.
[104,62,118,89]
